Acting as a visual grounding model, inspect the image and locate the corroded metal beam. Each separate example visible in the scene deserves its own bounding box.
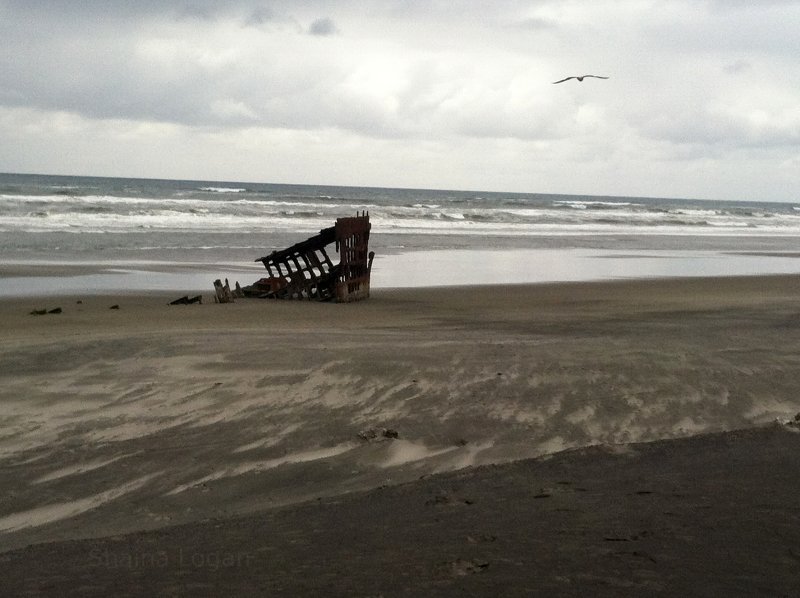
[244,212,373,302]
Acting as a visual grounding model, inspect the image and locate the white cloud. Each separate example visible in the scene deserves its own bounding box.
[1,0,799,201]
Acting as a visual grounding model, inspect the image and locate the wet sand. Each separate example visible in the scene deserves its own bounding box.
[2,275,800,595]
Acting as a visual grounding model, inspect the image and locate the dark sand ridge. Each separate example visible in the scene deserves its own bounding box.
[1,275,800,594]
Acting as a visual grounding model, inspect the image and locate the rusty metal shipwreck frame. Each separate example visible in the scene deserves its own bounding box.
[242,211,374,302]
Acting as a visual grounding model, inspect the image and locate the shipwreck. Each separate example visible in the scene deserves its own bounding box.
[237,211,374,302]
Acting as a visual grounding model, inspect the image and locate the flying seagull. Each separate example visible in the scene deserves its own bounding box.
[552,75,609,84]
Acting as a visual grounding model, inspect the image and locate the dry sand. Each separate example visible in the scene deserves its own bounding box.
[1,275,800,595]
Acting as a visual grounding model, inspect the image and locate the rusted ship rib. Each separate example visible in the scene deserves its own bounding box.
[242,211,374,302]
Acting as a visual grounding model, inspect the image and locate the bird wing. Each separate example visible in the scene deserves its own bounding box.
[583,75,609,79]
[552,77,576,84]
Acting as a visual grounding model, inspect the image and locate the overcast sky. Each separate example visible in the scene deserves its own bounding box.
[1,1,799,201]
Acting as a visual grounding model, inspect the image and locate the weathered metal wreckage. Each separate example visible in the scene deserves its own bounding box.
[219,212,374,303]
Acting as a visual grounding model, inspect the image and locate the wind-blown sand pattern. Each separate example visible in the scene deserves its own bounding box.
[0,474,160,533]
[1,275,800,595]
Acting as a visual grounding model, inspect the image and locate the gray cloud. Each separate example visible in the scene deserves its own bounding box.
[244,6,276,26]
[308,17,338,36]
[1,0,799,200]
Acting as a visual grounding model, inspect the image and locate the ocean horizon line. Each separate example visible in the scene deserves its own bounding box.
[0,170,770,206]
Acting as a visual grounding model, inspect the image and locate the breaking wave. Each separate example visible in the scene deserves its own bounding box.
[1,176,800,240]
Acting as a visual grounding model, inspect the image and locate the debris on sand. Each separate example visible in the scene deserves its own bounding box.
[213,279,244,303]
[30,307,61,315]
[169,295,203,305]
[357,427,400,442]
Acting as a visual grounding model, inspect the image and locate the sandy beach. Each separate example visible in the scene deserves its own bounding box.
[2,275,800,595]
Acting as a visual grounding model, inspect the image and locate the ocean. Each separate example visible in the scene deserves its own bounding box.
[2,172,800,295]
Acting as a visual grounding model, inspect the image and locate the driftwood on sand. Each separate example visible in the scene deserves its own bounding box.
[213,279,242,304]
